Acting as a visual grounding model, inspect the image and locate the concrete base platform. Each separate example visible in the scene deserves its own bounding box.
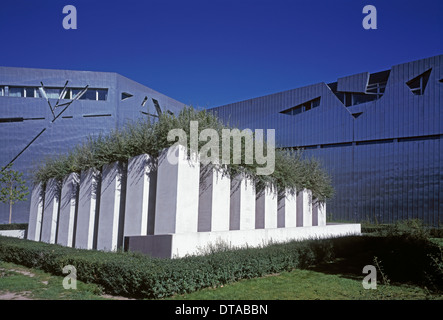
[0,229,26,239]
[125,223,361,258]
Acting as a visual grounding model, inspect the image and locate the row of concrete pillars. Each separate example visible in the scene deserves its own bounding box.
[27,145,326,252]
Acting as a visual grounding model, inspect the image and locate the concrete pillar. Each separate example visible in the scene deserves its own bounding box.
[124,154,156,237]
[40,178,60,244]
[75,168,100,250]
[57,173,79,247]
[154,145,200,234]
[230,174,256,230]
[27,183,44,241]
[256,186,278,229]
[97,162,126,252]
[198,165,231,232]
[277,189,297,228]
[312,200,327,226]
[296,188,312,227]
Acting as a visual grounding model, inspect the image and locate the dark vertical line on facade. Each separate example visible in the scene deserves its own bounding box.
[72,181,80,248]
[2,128,47,171]
[117,163,127,250]
[93,174,101,250]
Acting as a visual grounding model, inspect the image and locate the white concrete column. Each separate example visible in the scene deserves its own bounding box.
[277,189,297,228]
[75,168,100,250]
[296,188,312,227]
[27,183,44,241]
[198,165,231,232]
[256,186,278,229]
[154,145,200,235]
[124,154,156,237]
[97,162,125,252]
[230,174,256,230]
[57,173,79,247]
[312,200,327,226]
[40,178,60,244]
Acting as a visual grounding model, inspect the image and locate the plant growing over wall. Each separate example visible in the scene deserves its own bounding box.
[32,107,334,200]
[0,164,29,224]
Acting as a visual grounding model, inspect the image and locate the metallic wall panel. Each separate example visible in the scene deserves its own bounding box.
[337,72,369,93]
[0,66,187,223]
[211,54,443,226]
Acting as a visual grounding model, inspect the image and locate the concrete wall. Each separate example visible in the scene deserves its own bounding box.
[126,223,362,259]
[0,229,26,239]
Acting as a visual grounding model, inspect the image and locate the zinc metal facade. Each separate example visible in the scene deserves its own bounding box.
[0,66,186,223]
[211,55,443,226]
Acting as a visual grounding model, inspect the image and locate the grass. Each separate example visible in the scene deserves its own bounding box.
[171,229,443,300]
[1,220,442,300]
[1,259,438,301]
[2,237,439,300]
[168,268,437,300]
[0,260,109,300]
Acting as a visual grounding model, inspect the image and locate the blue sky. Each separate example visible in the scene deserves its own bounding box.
[0,0,442,108]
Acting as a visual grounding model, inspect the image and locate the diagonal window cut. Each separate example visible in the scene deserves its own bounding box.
[406,68,432,95]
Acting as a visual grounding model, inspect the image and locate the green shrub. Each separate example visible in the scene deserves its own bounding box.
[0,235,337,299]
[2,233,440,298]
[0,223,28,231]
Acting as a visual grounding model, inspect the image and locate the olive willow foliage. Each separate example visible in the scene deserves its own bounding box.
[32,107,333,200]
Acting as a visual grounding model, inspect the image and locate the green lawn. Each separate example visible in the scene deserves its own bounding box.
[168,267,439,300]
[0,260,108,300]
[0,228,441,300]
[2,259,437,300]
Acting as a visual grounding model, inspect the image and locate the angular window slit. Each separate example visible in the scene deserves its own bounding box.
[23,117,45,121]
[280,97,321,116]
[152,98,163,116]
[0,117,24,123]
[83,114,112,118]
[121,92,133,100]
[321,142,352,148]
[406,69,432,95]
[141,96,148,107]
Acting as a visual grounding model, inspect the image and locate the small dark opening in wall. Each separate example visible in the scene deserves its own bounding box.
[406,69,432,95]
[352,112,363,119]
[152,98,162,116]
[320,142,352,149]
[280,97,321,116]
[121,92,133,101]
[83,114,112,118]
[23,117,45,121]
[398,134,440,143]
[141,96,148,107]
[356,139,393,146]
[0,117,23,123]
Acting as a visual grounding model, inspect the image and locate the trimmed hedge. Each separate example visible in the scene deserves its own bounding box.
[0,234,441,298]
[0,223,28,231]
[0,236,336,298]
